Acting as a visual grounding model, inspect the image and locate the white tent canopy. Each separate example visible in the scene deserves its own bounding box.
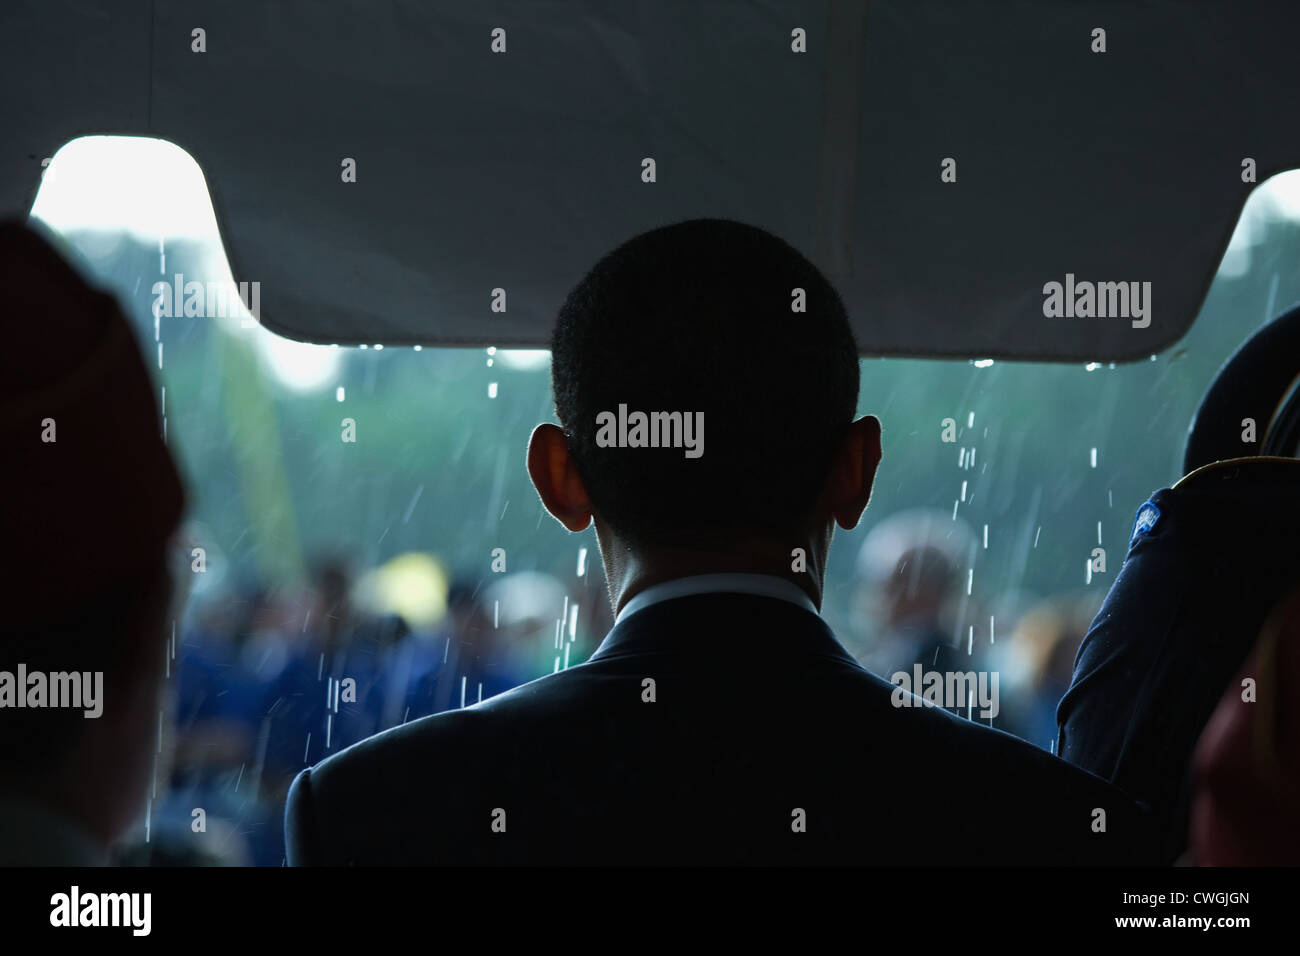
[5,0,1300,360]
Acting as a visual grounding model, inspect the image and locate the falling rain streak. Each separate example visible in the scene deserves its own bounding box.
[402,484,424,524]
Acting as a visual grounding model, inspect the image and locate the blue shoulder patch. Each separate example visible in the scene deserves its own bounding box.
[1130,500,1161,546]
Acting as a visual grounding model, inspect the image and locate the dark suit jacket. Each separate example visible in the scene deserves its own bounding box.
[1058,460,1300,860]
[287,592,1153,864]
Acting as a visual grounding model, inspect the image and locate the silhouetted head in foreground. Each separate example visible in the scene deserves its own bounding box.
[0,221,185,863]
[528,218,881,614]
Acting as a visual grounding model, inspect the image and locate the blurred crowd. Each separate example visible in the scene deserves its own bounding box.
[840,508,1100,753]
[126,555,610,865]
[130,508,1103,865]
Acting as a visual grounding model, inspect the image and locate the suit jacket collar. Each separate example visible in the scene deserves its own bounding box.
[589,591,861,669]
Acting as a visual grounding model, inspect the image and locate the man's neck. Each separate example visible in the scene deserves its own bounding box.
[598,528,830,618]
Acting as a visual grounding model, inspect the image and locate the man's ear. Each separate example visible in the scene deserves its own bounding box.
[828,415,882,531]
[527,423,594,533]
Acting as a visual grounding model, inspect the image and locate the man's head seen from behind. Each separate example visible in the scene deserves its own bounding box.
[528,218,881,611]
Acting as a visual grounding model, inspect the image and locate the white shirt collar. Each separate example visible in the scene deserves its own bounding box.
[614,572,819,626]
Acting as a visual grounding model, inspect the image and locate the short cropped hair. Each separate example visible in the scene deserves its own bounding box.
[551,218,860,548]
